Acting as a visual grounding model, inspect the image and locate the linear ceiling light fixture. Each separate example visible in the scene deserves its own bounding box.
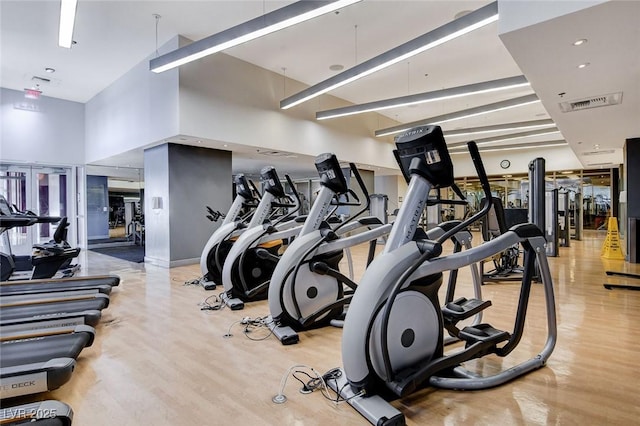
[449,140,567,154]
[375,94,541,137]
[281,1,499,109]
[447,127,561,148]
[58,0,78,48]
[150,0,362,73]
[443,119,555,138]
[317,75,529,120]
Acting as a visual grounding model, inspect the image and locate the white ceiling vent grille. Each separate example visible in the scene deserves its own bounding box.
[559,92,622,112]
[259,151,289,157]
[581,149,615,156]
[31,75,51,84]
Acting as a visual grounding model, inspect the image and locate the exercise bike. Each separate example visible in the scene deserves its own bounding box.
[220,168,303,310]
[199,174,262,289]
[328,125,557,426]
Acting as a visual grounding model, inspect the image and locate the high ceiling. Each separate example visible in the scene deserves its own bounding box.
[1,0,638,176]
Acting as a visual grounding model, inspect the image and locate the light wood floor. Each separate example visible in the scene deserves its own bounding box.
[5,230,640,425]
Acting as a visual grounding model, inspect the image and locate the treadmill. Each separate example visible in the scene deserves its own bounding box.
[0,295,110,332]
[0,400,73,425]
[1,288,110,307]
[0,277,116,297]
[0,325,95,399]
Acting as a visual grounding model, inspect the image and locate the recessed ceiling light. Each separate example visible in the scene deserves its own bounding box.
[44,67,56,73]
[223,144,228,148]
[577,62,590,69]
[573,38,587,46]
[329,64,344,71]
[594,144,600,149]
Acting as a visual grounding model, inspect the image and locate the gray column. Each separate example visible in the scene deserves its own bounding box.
[144,143,232,267]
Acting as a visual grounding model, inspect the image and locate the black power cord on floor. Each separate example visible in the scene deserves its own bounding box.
[223,316,275,341]
[198,292,226,312]
[183,276,204,286]
[272,365,364,406]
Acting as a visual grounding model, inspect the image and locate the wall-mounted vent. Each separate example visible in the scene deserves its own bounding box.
[559,92,622,112]
[32,75,51,84]
[581,149,615,156]
[258,150,298,159]
[585,162,613,167]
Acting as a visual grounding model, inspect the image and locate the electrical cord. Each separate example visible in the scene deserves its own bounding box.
[198,292,226,312]
[272,364,364,406]
[183,276,205,286]
[223,316,275,340]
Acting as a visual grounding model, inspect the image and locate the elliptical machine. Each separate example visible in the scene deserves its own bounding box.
[268,153,394,344]
[328,125,557,426]
[199,174,261,289]
[220,168,302,310]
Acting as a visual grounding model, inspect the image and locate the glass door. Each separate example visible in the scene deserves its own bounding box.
[0,164,72,256]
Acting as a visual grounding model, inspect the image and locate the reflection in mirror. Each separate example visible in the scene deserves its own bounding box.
[85,165,144,249]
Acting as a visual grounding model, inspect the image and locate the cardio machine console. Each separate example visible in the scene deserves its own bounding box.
[314,153,348,195]
[393,125,454,188]
[234,174,255,201]
[260,166,286,198]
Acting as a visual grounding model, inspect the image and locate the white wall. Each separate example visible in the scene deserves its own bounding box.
[374,175,402,215]
[498,0,606,35]
[177,52,399,171]
[0,88,84,164]
[450,145,583,177]
[84,38,180,164]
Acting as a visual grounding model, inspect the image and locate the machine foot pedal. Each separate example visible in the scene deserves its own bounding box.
[459,323,510,345]
[442,297,491,321]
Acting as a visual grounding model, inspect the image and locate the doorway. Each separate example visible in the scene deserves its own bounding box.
[0,164,74,256]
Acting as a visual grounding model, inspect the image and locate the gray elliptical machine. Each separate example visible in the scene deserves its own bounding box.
[268,154,392,344]
[328,125,557,426]
[220,168,302,309]
[268,152,486,346]
[199,174,261,289]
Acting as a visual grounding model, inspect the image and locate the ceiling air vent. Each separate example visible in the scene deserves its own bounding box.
[32,75,51,84]
[581,149,615,156]
[559,92,622,112]
[259,151,289,157]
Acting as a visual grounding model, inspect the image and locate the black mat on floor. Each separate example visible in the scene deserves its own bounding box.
[88,237,129,245]
[90,245,145,263]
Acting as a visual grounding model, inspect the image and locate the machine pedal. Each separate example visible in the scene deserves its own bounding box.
[459,323,510,345]
[442,297,491,321]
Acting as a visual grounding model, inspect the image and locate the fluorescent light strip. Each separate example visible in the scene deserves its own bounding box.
[376,94,541,137]
[443,119,555,138]
[58,0,78,48]
[317,75,529,120]
[447,128,561,148]
[281,1,499,109]
[150,0,362,73]
[450,140,567,155]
